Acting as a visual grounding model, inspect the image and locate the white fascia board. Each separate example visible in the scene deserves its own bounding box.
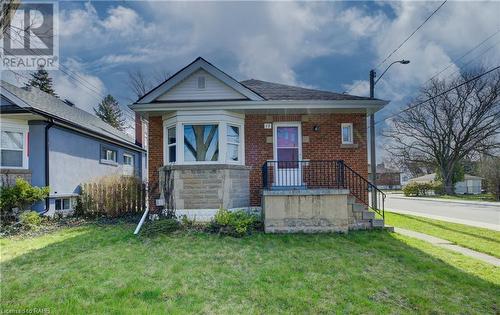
[130,99,389,113]
[137,58,264,103]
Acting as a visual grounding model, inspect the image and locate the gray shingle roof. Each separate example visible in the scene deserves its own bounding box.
[409,173,483,182]
[1,80,141,150]
[240,79,374,101]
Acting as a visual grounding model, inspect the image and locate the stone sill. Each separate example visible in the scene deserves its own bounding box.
[340,143,359,149]
[1,168,31,174]
[160,164,250,171]
[263,188,350,196]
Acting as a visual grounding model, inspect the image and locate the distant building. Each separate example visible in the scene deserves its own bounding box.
[368,163,402,190]
[409,173,483,194]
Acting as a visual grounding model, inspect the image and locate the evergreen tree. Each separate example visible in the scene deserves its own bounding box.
[26,66,57,96]
[94,95,126,131]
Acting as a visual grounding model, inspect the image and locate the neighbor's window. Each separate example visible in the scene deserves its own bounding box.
[123,153,134,166]
[341,123,353,144]
[167,126,176,163]
[55,198,72,211]
[184,124,219,162]
[0,130,25,168]
[101,147,117,163]
[226,125,240,162]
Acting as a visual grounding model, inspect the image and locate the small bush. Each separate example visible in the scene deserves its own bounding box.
[403,181,442,197]
[19,211,43,229]
[208,208,260,237]
[141,218,180,237]
[0,178,49,222]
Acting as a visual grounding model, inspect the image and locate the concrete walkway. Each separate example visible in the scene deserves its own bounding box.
[394,227,500,267]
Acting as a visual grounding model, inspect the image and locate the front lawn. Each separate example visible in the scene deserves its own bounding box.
[385,212,500,258]
[1,224,499,314]
[434,193,497,202]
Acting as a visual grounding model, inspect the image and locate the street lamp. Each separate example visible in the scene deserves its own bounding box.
[369,59,409,209]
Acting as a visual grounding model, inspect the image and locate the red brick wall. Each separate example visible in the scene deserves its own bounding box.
[148,116,163,211]
[245,113,368,206]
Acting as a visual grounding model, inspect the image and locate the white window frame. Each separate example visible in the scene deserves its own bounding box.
[162,111,245,166]
[226,124,241,164]
[166,125,177,163]
[341,123,354,145]
[0,122,29,169]
[55,197,73,211]
[123,153,134,166]
[101,146,117,165]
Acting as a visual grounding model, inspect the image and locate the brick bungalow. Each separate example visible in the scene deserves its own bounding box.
[131,57,389,232]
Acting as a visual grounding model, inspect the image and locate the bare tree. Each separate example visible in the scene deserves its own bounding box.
[0,1,19,37]
[385,68,500,194]
[127,69,170,101]
[478,155,500,201]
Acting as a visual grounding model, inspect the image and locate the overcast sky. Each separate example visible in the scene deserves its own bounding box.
[2,1,500,161]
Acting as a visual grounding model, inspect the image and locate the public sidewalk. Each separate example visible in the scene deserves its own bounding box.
[394,227,500,266]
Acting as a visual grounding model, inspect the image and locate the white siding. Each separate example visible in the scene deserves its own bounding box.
[157,69,246,101]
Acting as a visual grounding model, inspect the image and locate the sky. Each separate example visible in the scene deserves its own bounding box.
[2,0,500,162]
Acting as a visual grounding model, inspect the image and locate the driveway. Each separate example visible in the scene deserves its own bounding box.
[384,194,500,231]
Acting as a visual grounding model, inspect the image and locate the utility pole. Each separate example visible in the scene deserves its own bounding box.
[369,69,377,209]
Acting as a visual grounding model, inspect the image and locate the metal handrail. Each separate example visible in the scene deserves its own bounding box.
[261,160,386,219]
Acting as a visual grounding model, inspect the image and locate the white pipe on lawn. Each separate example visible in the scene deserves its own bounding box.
[134,183,149,235]
[134,207,149,235]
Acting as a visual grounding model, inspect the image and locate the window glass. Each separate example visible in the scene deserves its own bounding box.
[123,154,133,166]
[1,131,24,167]
[226,125,240,162]
[167,127,176,163]
[1,150,23,167]
[101,147,117,162]
[184,125,219,161]
[227,125,240,144]
[341,124,353,144]
[277,127,298,147]
[168,127,176,144]
[55,199,61,210]
[63,198,70,210]
[1,131,23,149]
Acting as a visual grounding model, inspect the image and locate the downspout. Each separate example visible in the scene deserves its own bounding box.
[41,119,54,214]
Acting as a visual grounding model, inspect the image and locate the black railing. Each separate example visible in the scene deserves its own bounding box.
[262,160,386,219]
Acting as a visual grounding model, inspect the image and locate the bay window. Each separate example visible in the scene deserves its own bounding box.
[163,112,244,165]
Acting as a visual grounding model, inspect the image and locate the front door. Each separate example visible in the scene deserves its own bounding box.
[273,122,303,187]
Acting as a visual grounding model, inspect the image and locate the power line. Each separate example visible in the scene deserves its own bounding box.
[375,0,447,70]
[424,29,500,84]
[374,65,500,126]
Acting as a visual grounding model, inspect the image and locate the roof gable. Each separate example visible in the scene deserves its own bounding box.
[156,69,246,102]
[136,57,264,103]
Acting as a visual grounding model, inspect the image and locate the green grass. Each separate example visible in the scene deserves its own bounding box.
[434,193,497,202]
[1,224,499,314]
[385,212,500,258]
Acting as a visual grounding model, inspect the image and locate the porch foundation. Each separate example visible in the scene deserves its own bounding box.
[158,164,250,220]
[262,189,352,233]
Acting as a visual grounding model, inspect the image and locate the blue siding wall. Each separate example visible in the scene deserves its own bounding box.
[48,126,143,197]
[25,122,144,212]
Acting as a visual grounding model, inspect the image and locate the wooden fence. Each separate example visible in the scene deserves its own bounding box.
[79,176,146,217]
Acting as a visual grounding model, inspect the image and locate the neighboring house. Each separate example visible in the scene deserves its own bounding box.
[0,81,146,214]
[409,173,483,194]
[131,57,389,232]
[368,163,402,190]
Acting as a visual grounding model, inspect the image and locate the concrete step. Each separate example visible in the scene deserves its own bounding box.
[362,211,375,220]
[347,195,356,204]
[384,225,395,232]
[352,203,367,212]
[372,219,385,228]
